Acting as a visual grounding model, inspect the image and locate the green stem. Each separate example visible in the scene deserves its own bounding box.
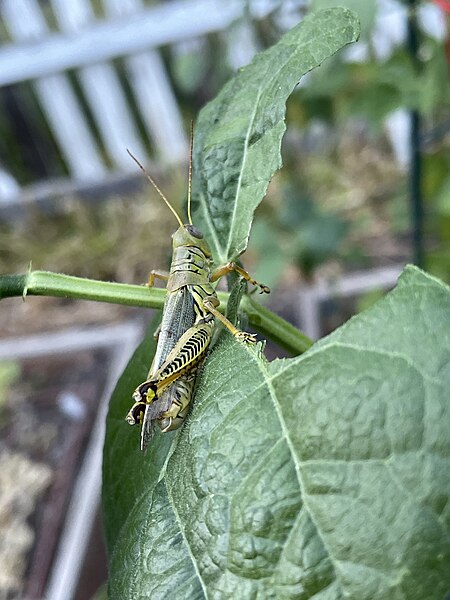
[1,270,313,355]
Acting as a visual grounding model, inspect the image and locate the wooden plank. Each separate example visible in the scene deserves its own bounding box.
[44,324,143,600]
[103,0,187,163]
[1,0,106,180]
[0,0,275,86]
[51,0,147,170]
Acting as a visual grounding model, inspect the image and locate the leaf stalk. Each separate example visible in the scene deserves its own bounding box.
[1,270,312,355]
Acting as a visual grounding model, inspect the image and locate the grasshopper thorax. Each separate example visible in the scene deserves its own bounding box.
[172,224,212,258]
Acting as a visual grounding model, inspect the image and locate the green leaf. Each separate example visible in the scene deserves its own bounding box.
[103,266,450,599]
[192,8,360,265]
[101,315,180,552]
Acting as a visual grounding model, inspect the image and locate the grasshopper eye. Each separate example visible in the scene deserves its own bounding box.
[186,224,203,239]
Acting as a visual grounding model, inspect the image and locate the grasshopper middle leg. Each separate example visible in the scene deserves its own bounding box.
[211,263,270,294]
[202,296,257,343]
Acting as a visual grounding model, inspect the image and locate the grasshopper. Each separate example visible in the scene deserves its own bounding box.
[125,142,269,451]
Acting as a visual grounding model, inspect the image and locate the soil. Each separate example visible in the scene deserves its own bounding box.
[0,294,146,599]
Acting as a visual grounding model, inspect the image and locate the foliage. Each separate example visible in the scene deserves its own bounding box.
[253,181,349,279]
[191,8,358,265]
[251,0,450,281]
[103,266,450,599]
[102,9,450,600]
[425,149,450,281]
[0,361,20,409]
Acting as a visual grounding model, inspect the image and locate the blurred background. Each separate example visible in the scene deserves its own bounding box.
[0,0,449,598]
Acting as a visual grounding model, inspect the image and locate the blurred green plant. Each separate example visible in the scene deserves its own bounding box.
[252,183,348,280]
[246,0,450,283]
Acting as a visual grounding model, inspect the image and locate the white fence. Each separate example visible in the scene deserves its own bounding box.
[1,0,444,205]
[0,0,287,204]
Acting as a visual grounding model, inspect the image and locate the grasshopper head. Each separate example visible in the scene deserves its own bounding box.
[172,224,212,258]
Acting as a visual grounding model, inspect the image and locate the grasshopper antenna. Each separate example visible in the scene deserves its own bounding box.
[187,121,194,225]
[127,149,184,228]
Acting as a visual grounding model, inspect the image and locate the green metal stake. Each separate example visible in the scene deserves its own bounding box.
[407,0,424,268]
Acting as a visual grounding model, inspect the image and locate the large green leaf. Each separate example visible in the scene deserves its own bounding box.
[191,8,359,265]
[103,266,450,599]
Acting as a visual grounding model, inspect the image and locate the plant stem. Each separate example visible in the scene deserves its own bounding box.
[0,270,313,355]
[4,270,167,306]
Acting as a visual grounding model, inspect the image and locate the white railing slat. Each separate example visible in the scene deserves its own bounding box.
[103,0,187,163]
[0,0,279,194]
[0,0,277,87]
[51,0,147,171]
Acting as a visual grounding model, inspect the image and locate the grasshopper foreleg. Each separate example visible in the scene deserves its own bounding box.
[147,270,169,288]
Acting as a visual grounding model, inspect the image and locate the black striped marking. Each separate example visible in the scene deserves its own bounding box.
[158,325,210,381]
